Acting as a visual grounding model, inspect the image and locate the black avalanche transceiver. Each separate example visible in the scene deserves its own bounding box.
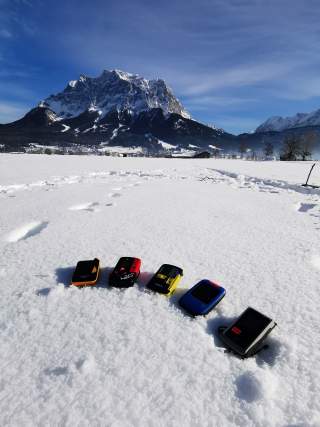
[218,307,277,358]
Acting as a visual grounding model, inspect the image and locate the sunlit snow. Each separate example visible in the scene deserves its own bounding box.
[0,155,319,426]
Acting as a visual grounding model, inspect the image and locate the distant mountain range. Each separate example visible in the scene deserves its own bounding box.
[256,109,320,133]
[0,70,236,154]
[0,69,319,156]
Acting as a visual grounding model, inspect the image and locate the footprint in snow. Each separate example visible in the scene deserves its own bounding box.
[75,355,96,375]
[5,221,49,243]
[64,175,81,184]
[44,366,69,377]
[235,372,263,403]
[235,370,277,403]
[296,202,317,212]
[108,192,122,198]
[34,274,50,279]
[36,284,65,297]
[106,202,116,207]
[69,202,99,212]
[36,287,51,297]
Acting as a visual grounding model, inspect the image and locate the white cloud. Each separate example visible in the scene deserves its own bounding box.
[0,28,12,38]
[270,76,320,101]
[178,62,295,96]
[183,95,256,108]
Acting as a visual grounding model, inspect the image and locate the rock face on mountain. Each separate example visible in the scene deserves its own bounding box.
[42,69,190,120]
[256,109,320,133]
[3,107,60,129]
[0,69,238,152]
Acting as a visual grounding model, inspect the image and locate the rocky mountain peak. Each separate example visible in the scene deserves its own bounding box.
[40,69,190,120]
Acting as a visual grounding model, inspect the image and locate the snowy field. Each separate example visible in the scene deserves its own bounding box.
[0,154,320,427]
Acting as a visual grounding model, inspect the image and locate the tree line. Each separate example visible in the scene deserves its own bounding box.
[238,131,318,160]
[280,131,317,161]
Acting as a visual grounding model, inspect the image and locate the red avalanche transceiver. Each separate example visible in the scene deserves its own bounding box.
[109,257,141,288]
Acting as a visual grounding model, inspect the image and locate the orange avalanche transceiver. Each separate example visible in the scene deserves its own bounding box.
[71,258,100,287]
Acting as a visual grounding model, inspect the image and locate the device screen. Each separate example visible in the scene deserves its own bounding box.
[191,282,221,304]
[117,257,134,272]
[158,265,175,277]
[224,308,271,349]
[74,260,98,281]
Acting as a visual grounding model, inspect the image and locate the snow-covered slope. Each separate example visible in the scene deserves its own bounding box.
[256,108,320,132]
[0,155,319,426]
[42,69,190,120]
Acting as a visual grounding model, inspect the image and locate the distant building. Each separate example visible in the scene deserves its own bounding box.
[193,151,211,158]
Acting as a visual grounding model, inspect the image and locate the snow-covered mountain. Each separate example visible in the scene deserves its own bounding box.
[41,69,190,120]
[1,69,237,152]
[3,69,320,154]
[256,108,320,132]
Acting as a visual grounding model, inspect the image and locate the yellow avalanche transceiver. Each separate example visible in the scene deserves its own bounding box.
[147,264,183,296]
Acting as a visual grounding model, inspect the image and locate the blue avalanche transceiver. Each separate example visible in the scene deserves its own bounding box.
[179,279,226,316]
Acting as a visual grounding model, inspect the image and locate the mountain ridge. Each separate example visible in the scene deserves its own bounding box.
[256,108,320,133]
[41,69,190,120]
[0,69,237,153]
[1,69,320,156]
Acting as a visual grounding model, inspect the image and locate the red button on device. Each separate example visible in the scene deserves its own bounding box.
[231,326,242,335]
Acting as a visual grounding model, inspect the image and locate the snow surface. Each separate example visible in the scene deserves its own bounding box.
[208,144,222,151]
[0,155,320,426]
[158,141,176,150]
[97,146,144,155]
[110,125,124,140]
[61,124,71,133]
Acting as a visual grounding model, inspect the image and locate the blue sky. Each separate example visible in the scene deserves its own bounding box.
[1,0,320,134]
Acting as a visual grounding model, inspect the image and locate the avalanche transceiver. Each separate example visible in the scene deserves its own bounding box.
[109,257,141,288]
[218,307,277,358]
[71,258,100,287]
[147,264,183,296]
[179,279,226,316]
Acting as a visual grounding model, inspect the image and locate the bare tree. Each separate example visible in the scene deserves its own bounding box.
[264,141,274,158]
[238,141,247,158]
[280,134,301,161]
[212,149,220,158]
[301,131,316,161]
[250,150,258,160]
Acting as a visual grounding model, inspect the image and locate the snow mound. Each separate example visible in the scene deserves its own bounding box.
[5,221,48,242]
